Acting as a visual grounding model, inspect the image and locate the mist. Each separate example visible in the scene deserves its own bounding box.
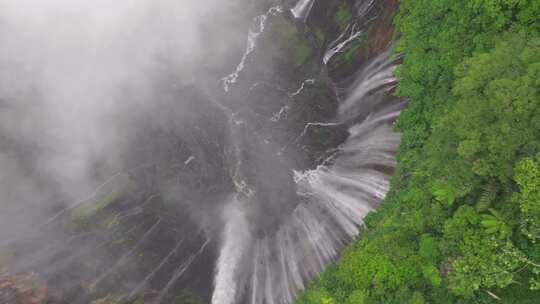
[0,0,251,241]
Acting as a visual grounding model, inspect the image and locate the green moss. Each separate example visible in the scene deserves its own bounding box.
[315,28,326,45]
[270,15,314,67]
[331,34,366,66]
[71,195,115,224]
[293,40,313,67]
[314,128,335,146]
[90,295,122,304]
[70,174,135,229]
[334,4,352,28]
[343,37,364,62]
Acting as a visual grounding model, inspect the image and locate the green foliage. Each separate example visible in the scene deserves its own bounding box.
[297,288,335,304]
[422,264,442,287]
[514,154,540,241]
[441,30,540,181]
[345,290,366,304]
[410,291,425,304]
[419,234,440,263]
[297,1,540,303]
[443,206,524,296]
[480,208,512,239]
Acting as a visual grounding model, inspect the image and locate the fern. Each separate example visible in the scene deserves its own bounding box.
[475,180,498,211]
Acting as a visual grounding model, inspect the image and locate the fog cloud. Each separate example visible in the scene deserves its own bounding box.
[0,0,250,240]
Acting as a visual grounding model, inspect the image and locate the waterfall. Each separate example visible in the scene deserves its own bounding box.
[323,23,364,64]
[222,5,283,92]
[290,0,316,22]
[212,198,251,304]
[211,51,402,304]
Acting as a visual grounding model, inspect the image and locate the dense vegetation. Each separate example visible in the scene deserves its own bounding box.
[297,1,540,303]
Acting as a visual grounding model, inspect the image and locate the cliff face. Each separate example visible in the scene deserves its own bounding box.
[0,1,400,303]
[223,0,400,169]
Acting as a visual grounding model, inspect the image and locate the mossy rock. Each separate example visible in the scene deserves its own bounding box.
[130,289,205,304]
[68,173,136,232]
[257,13,318,75]
[0,272,49,304]
[91,295,122,304]
[286,80,348,167]
[306,0,352,50]
[326,0,398,80]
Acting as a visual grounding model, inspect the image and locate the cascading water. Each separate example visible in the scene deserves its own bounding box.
[323,23,364,65]
[0,0,403,303]
[222,5,283,92]
[290,0,316,22]
[211,49,402,304]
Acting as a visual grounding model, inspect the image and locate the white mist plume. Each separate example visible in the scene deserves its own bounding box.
[0,0,247,240]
